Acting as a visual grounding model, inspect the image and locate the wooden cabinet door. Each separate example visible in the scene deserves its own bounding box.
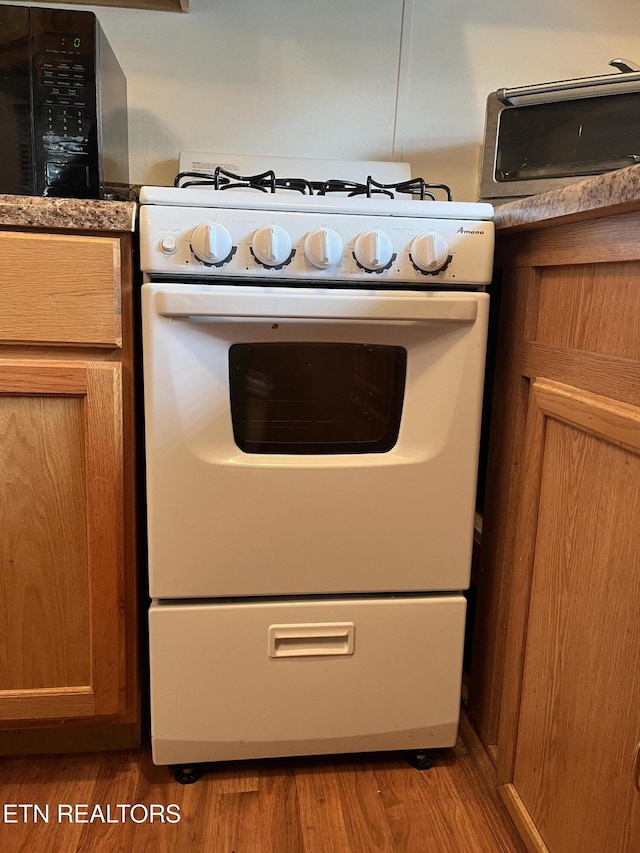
[0,359,125,723]
[0,232,122,347]
[497,379,640,853]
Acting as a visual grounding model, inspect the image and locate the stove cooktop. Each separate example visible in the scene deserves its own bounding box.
[138,153,494,284]
[140,151,493,220]
[174,167,452,202]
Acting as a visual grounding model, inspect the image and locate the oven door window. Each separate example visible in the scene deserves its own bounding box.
[229,343,407,454]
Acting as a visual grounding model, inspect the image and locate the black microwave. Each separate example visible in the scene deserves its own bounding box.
[0,5,128,199]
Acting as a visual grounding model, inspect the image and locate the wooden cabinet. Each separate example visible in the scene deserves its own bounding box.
[0,227,139,749]
[468,211,640,852]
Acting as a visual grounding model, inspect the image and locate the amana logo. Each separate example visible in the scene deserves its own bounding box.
[457,227,485,235]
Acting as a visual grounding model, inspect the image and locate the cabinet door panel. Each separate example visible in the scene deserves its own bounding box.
[1,395,90,690]
[0,360,125,722]
[500,379,640,853]
[535,262,640,361]
[0,232,121,347]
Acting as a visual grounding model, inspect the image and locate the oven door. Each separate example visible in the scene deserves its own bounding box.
[142,283,489,598]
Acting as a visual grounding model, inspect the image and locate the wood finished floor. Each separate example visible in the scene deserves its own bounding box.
[0,740,525,852]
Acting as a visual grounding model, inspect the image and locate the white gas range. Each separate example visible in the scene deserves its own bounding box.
[138,153,494,781]
[140,151,493,286]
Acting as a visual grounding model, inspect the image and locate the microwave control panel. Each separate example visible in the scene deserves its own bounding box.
[31,10,99,197]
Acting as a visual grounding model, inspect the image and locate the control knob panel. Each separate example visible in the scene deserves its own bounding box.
[353,229,395,272]
[304,228,343,269]
[251,225,294,268]
[409,232,450,274]
[141,202,494,286]
[190,222,234,266]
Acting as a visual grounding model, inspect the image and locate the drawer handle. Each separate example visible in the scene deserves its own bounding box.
[268,622,355,658]
[634,742,640,792]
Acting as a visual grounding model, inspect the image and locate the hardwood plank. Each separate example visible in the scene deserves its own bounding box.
[258,762,304,853]
[202,791,262,853]
[75,751,141,851]
[0,752,103,852]
[295,759,353,852]
[117,752,209,853]
[376,744,525,853]
[460,711,521,849]
[455,745,526,853]
[0,746,525,852]
[193,760,260,795]
[459,710,496,781]
[333,759,396,851]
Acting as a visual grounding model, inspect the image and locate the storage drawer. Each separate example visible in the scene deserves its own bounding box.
[0,232,121,346]
[149,595,466,765]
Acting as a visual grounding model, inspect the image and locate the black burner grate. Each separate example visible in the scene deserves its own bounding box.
[174,167,453,201]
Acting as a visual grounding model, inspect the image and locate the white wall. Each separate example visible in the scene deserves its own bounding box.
[94,0,404,185]
[398,0,640,200]
[7,0,640,199]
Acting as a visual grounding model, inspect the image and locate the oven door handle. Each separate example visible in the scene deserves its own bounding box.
[154,290,478,323]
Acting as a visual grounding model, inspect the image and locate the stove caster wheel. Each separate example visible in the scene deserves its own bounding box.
[170,764,206,784]
[407,749,435,771]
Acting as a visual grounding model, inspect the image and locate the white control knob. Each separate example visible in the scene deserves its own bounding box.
[190,222,234,265]
[410,232,449,273]
[304,228,343,269]
[251,225,293,267]
[160,236,178,255]
[353,229,394,271]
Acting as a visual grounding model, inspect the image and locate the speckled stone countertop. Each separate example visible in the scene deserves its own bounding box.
[0,194,137,232]
[493,164,640,231]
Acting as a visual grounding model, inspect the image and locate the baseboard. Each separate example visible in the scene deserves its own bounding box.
[498,782,549,853]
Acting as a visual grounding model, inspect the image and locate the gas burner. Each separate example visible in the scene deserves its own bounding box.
[175,168,315,194]
[174,168,453,201]
[315,179,394,199]
[384,177,453,202]
[342,176,453,202]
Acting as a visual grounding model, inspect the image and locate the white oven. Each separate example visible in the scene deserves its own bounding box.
[139,154,494,772]
[143,283,488,599]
